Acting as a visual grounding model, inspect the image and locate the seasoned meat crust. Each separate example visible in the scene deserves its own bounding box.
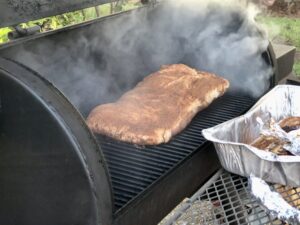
[251,135,291,155]
[251,116,300,155]
[279,117,300,133]
[87,64,229,145]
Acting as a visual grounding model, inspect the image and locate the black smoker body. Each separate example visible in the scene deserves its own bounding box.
[0,3,277,225]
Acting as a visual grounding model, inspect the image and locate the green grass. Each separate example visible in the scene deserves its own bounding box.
[258,16,300,77]
[259,16,300,47]
[294,61,300,76]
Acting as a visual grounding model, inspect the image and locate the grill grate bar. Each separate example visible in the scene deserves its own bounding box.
[170,137,200,147]
[115,202,124,209]
[110,175,148,189]
[103,150,168,173]
[99,94,256,210]
[149,146,189,158]
[111,180,145,193]
[113,186,138,198]
[179,132,204,141]
[101,144,175,167]
[105,159,161,178]
[107,165,156,184]
[104,146,180,164]
[164,142,196,151]
[114,196,131,206]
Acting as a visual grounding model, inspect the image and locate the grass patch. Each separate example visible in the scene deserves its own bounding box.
[294,63,300,77]
[259,16,300,77]
[259,16,300,48]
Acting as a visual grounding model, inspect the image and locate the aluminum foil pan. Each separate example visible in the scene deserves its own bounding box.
[202,85,300,187]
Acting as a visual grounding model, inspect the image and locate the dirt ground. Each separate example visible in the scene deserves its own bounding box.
[268,0,300,17]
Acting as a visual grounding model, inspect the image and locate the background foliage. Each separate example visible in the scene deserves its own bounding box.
[259,16,300,76]
[0,1,299,76]
[0,1,140,43]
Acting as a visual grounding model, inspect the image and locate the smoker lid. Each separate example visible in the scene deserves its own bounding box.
[0,0,112,28]
[0,57,113,225]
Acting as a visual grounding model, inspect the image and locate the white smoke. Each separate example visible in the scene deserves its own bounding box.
[8,0,273,116]
[96,0,272,96]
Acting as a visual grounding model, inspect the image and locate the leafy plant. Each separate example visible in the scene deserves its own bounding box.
[0,27,12,43]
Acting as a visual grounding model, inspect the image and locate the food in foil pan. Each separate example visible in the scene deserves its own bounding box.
[274,185,300,209]
[249,175,300,224]
[280,117,300,133]
[202,85,300,186]
[251,116,300,156]
[269,185,300,225]
[251,134,291,156]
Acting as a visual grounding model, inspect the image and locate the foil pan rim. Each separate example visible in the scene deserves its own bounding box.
[248,85,297,112]
[202,128,300,163]
[202,84,300,163]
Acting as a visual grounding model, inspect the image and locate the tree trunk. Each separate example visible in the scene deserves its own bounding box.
[110,2,114,14]
[95,6,101,17]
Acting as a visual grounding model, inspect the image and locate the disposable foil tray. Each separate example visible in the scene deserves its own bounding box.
[202,85,300,187]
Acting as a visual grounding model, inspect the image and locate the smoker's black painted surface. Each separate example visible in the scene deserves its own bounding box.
[0,58,112,225]
[0,0,112,28]
[0,4,276,225]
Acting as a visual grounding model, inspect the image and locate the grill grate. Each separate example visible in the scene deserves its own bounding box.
[161,170,300,225]
[96,94,256,211]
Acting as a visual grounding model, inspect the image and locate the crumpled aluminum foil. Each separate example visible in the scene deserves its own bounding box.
[257,117,300,156]
[202,85,300,186]
[249,174,300,224]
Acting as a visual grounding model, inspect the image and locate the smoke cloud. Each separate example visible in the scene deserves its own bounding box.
[8,0,273,117]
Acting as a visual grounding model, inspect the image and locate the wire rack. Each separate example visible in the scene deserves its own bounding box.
[160,170,300,225]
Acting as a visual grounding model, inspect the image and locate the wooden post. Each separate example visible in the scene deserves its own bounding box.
[81,10,86,21]
[95,6,101,17]
[110,2,114,14]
